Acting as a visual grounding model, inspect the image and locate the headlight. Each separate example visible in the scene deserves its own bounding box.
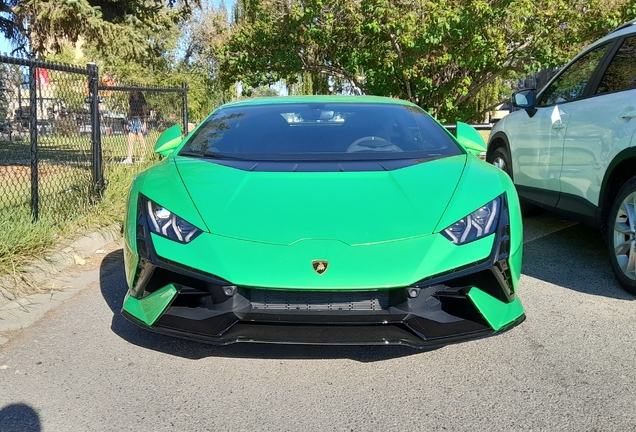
[145,199,202,244]
[441,196,501,245]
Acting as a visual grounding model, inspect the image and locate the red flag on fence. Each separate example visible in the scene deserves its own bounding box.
[35,68,50,86]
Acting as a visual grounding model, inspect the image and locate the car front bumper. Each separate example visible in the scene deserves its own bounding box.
[122,282,524,349]
[122,193,524,349]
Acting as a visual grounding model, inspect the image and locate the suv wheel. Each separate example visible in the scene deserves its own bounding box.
[607,176,636,295]
[488,147,512,178]
[488,145,543,217]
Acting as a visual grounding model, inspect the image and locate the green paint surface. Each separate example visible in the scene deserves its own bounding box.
[153,124,182,157]
[175,155,468,245]
[123,147,522,291]
[455,121,487,155]
[123,97,523,308]
[122,284,178,326]
[151,228,494,290]
[467,287,524,331]
[506,185,523,292]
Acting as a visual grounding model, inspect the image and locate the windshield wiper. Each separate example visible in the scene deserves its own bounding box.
[179,150,245,160]
[179,151,205,158]
[202,151,245,160]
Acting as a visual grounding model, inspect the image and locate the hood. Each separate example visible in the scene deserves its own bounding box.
[174,155,468,245]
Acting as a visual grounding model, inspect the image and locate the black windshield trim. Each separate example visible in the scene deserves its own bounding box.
[176,155,455,172]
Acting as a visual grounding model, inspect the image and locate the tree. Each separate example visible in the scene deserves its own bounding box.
[41,2,235,123]
[0,64,13,134]
[218,0,636,122]
[1,0,196,57]
[0,1,25,52]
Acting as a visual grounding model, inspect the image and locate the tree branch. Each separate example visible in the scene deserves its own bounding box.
[300,61,365,94]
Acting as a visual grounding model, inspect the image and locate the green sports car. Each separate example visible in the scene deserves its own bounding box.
[121,96,525,348]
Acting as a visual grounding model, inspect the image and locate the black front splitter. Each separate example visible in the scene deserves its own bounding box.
[121,309,525,350]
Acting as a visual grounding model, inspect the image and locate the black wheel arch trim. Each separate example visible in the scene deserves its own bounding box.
[487,131,510,155]
[487,132,513,178]
[598,146,636,228]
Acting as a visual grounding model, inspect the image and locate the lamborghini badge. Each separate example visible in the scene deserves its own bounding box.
[312,260,328,275]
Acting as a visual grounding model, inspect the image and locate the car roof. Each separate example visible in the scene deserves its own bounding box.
[536,19,636,97]
[218,95,420,110]
[589,19,636,48]
[610,18,636,34]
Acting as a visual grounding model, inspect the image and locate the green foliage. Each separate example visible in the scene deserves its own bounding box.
[52,118,77,137]
[285,72,334,95]
[468,78,508,123]
[40,4,232,123]
[0,65,12,130]
[248,85,279,97]
[219,0,636,122]
[45,48,87,113]
[5,0,195,58]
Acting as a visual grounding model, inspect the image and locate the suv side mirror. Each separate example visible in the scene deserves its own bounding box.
[512,89,536,109]
[154,124,182,157]
[455,121,486,157]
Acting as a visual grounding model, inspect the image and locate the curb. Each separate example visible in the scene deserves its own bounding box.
[0,224,122,307]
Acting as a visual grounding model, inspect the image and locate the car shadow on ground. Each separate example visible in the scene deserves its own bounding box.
[99,249,424,362]
[522,215,633,301]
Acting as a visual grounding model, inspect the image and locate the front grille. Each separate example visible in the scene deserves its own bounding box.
[250,290,390,312]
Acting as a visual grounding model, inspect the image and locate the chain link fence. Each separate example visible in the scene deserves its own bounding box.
[0,54,188,222]
[0,55,92,221]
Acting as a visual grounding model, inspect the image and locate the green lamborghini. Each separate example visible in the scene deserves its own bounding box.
[121,96,525,348]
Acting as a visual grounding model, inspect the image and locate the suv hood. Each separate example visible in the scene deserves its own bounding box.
[174,156,467,245]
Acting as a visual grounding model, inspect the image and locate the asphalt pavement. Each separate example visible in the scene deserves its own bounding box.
[1,212,635,431]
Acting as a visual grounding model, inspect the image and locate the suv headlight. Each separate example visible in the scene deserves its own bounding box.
[441,196,501,245]
[145,199,202,244]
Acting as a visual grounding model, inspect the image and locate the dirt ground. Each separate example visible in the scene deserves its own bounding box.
[0,164,69,181]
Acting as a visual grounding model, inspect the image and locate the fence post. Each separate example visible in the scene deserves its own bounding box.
[181,82,188,135]
[87,62,103,197]
[28,62,38,221]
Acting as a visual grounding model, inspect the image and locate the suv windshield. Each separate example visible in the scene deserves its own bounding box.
[179,102,461,161]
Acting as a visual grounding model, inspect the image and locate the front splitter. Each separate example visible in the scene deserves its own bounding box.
[121,309,525,349]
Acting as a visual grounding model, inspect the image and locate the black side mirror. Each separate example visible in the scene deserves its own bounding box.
[512,89,536,109]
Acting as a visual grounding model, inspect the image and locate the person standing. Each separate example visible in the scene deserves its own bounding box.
[122,90,148,164]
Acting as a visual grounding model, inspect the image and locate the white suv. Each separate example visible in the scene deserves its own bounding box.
[487,20,636,294]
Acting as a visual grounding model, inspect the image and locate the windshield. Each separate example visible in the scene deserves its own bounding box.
[179,102,461,161]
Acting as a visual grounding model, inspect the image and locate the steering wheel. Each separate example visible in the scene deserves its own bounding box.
[346,136,403,153]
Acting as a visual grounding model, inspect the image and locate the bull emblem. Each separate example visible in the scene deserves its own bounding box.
[312,260,329,275]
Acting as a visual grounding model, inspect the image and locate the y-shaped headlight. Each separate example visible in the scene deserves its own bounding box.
[145,199,202,244]
[442,196,501,245]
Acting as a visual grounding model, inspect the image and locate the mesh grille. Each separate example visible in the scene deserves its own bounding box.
[251,290,389,312]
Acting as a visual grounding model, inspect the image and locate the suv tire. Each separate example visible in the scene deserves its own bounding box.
[607,176,636,295]
[488,146,542,217]
[487,147,512,179]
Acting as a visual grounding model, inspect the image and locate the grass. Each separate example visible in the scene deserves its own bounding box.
[0,132,160,295]
[478,129,492,144]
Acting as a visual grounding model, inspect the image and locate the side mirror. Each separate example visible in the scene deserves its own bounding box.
[512,89,536,109]
[455,121,487,157]
[154,124,183,157]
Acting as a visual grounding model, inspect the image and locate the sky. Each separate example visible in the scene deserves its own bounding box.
[0,12,14,55]
[0,39,11,56]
